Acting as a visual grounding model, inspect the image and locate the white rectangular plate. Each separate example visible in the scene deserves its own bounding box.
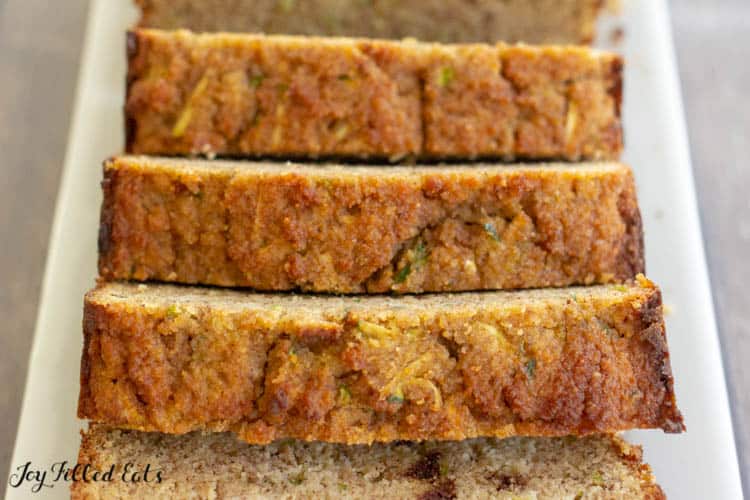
[7,0,743,498]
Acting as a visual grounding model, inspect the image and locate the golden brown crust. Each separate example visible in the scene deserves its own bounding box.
[608,436,667,500]
[70,428,97,500]
[77,310,95,423]
[125,33,141,153]
[97,157,644,293]
[77,279,683,444]
[617,176,646,278]
[124,29,622,161]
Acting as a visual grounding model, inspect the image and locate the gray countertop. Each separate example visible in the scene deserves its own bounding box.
[0,0,747,497]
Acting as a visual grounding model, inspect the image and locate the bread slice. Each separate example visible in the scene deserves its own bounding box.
[126,29,622,161]
[72,426,665,499]
[98,156,643,293]
[134,0,605,45]
[78,277,683,444]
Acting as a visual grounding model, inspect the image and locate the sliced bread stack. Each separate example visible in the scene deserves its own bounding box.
[73,4,683,498]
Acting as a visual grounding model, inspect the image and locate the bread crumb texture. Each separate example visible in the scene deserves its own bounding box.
[136,0,604,44]
[125,30,622,161]
[72,427,665,499]
[98,157,643,293]
[78,277,683,444]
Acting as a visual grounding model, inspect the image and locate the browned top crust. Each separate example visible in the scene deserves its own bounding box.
[125,29,623,161]
[98,157,644,293]
[135,0,605,45]
[72,426,664,499]
[78,276,683,444]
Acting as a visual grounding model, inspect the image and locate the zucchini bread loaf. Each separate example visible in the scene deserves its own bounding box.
[126,29,623,161]
[72,426,664,499]
[78,277,683,444]
[134,0,605,45]
[98,156,643,293]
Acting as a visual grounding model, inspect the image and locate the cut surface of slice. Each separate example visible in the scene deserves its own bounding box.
[72,426,665,499]
[99,156,643,293]
[78,277,684,444]
[135,0,605,45]
[126,30,623,161]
